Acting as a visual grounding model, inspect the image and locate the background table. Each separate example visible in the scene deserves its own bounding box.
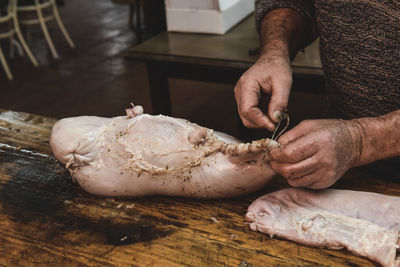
[1,109,399,266]
[125,14,324,116]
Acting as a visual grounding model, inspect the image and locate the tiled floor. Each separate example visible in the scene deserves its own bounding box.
[0,0,323,139]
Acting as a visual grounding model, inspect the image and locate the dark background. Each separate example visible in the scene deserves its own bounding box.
[0,0,324,139]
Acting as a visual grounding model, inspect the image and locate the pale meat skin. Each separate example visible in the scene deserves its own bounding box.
[50,106,278,198]
[246,188,400,266]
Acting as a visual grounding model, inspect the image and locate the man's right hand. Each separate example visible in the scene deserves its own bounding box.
[234,51,292,131]
[234,7,309,131]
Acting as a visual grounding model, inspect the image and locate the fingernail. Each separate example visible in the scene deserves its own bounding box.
[268,140,279,149]
[273,110,282,122]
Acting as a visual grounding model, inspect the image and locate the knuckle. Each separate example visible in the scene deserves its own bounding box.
[285,165,297,177]
[325,169,335,179]
[282,148,292,158]
[241,109,251,118]
[242,108,258,119]
[319,156,331,167]
[276,147,291,160]
[252,110,264,119]
[326,131,336,140]
[235,76,250,90]
[236,77,245,86]
[233,84,240,95]
[238,104,249,114]
[280,168,292,179]
[242,120,253,128]
[239,73,251,83]
[285,75,293,84]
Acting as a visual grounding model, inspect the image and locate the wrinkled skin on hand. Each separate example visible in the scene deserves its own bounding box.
[234,52,292,131]
[265,119,362,189]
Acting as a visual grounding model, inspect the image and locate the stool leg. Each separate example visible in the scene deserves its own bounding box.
[51,0,74,48]
[128,4,134,30]
[10,36,24,57]
[0,45,13,80]
[9,36,14,58]
[13,12,39,66]
[35,0,59,59]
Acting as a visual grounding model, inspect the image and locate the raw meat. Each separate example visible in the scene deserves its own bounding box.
[50,105,278,198]
[246,188,400,266]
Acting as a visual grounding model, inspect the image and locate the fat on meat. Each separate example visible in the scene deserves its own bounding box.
[50,105,278,198]
[246,188,400,266]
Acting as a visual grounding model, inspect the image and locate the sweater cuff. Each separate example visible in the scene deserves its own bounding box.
[255,0,318,49]
[255,0,316,32]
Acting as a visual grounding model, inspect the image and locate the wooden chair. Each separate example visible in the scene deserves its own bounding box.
[17,0,74,59]
[0,0,38,80]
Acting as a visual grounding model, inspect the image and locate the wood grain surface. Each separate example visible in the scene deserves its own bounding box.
[0,109,397,266]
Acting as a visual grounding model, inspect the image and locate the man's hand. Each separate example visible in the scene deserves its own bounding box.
[234,8,309,131]
[266,119,363,189]
[234,51,292,131]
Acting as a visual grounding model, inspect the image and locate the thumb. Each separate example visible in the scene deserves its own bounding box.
[268,76,291,122]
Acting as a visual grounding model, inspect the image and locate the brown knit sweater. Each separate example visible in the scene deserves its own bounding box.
[256,0,400,177]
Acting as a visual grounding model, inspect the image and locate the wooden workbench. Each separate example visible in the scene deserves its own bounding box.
[0,110,397,266]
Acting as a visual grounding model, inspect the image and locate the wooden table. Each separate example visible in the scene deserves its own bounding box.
[125,14,324,116]
[1,109,398,266]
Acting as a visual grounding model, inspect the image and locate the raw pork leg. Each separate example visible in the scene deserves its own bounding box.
[246,188,400,266]
[50,105,278,198]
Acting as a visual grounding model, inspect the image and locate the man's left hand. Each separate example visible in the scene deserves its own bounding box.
[266,119,362,189]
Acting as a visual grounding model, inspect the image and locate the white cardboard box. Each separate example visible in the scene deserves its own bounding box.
[165,0,255,34]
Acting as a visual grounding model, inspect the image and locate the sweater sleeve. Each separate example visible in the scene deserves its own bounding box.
[255,0,318,48]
